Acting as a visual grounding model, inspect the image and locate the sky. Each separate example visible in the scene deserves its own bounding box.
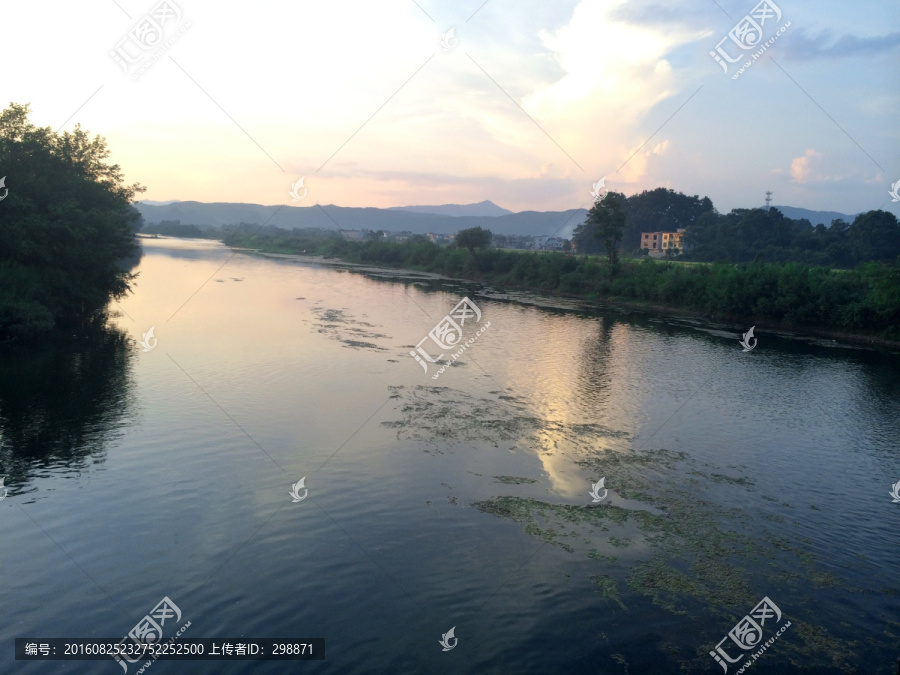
[2,0,899,216]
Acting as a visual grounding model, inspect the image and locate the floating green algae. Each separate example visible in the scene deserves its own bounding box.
[589,549,618,563]
[307,306,391,350]
[591,574,627,610]
[492,475,538,485]
[383,383,876,670]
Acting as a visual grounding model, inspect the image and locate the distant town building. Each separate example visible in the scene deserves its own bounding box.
[641,229,685,258]
[543,237,568,251]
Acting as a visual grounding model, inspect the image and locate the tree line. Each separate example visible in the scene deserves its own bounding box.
[572,187,899,267]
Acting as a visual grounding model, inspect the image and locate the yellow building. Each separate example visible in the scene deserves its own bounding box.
[641,229,685,257]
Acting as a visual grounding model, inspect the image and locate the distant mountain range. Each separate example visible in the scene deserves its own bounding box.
[387,200,513,217]
[134,200,858,237]
[771,206,856,225]
[134,201,587,238]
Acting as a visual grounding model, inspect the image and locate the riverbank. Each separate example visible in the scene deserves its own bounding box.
[223,234,900,350]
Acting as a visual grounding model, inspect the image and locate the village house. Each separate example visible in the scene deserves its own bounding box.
[641,229,685,258]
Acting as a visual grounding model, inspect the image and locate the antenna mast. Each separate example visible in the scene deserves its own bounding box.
[765,191,773,209]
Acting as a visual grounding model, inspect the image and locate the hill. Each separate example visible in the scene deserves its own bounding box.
[134,201,588,238]
[387,200,512,217]
[770,206,856,226]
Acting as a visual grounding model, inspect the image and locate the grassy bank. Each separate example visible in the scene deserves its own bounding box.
[223,232,900,344]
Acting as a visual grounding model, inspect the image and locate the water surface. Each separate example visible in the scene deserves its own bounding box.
[2,238,898,674]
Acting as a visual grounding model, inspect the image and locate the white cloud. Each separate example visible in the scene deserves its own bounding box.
[790,149,846,184]
[522,0,704,188]
[791,150,823,183]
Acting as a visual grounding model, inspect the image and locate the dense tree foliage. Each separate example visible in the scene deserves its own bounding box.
[0,103,143,340]
[684,207,900,266]
[574,188,714,255]
[582,192,627,264]
[622,188,714,251]
[573,186,898,269]
[223,229,900,341]
[141,219,216,238]
[454,226,492,254]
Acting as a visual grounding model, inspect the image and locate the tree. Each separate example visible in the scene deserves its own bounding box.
[623,188,714,250]
[571,219,605,254]
[849,210,900,263]
[583,192,627,264]
[454,227,492,255]
[0,103,144,339]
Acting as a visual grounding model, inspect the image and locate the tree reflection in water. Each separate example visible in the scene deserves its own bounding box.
[0,323,135,496]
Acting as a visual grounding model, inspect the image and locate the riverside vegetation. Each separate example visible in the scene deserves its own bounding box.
[223,218,900,343]
[0,103,143,341]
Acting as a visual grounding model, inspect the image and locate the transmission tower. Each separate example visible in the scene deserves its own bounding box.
[765,191,773,209]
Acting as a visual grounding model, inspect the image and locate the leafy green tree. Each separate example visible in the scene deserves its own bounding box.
[623,188,714,251]
[0,103,144,339]
[454,226,492,255]
[680,207,895,268]
[571,219,605,254]
[584,192,627,264]
[849,210,900,263]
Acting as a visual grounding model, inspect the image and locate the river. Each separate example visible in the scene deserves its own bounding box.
[2,237,898,674]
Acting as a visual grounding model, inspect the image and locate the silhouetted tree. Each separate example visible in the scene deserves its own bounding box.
[455,227,492,255]
[583,192,627,265]
[0,102,144,339]
[849,210,900,263]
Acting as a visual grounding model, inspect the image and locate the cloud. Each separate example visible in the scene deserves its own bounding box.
[610,0,717,29]
[782,30,900,60]
[790,150,824,183]
[522,0,705,187]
